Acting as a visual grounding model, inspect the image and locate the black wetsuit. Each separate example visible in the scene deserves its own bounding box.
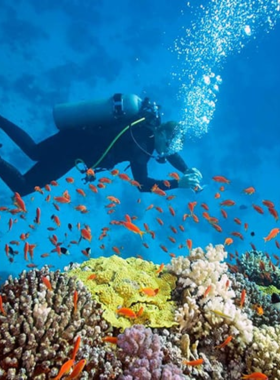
[0,115,188,196]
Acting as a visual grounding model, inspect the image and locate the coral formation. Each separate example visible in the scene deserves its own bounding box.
[66,255,177,330]
[237,249,280,287]
[117,324,185,380]
[0,267,122,379]
[168,244,253,346]
[1,244,279,379]
[245,324,280,379]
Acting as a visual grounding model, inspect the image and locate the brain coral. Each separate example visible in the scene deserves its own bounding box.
[0,266,122,379]
[66,255,178,330]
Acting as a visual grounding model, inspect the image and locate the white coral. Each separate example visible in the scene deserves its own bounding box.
[168,244,253,345]
[33,302,51,324]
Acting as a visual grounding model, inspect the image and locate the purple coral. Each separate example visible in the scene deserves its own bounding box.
[117,325,185,380]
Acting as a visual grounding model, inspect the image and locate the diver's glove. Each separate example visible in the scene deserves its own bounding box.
[178,167,204,192]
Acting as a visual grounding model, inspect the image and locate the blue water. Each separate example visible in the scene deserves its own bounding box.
[0,0,280,283]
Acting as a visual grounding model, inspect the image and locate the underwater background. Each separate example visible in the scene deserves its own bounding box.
[0,0,280,281]
[1,1,280,379]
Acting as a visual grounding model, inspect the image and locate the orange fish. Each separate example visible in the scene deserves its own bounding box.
[80,228,92,242]
[183,358,204,366]
[71,336,81,361]
[212,175,230,184]
[110,169,119,176]
[65,359,86,380]
[220,200,235,207]
[224,237,233,246]
[116,307,137,319]
[107,196,121,204]
[168,172,180,181]
[73,290,78,314]
[122,220,145,238]
[53,359,74,380]
[140,288,159,297]
[252,204,264,214]
[203,285,212,298]
[53,196,70,204]
[42,276,52,291]
[186,239,192,251]
[66,177,75,183]
[268,207,279,221]
[118,173,130,181]
[240,289,246,308]
[243,186,255,195]
[220,209,228,219]
[156,263,164,274]
[0,295,6,315]
[14,192,27,212]
[102,336,118,344]
[156,217,164,226]
[241,373,268,380]
[188,201,197,215]
[76,188,86,197]
[262,200,274,208]
[214,335,232,349]
[89,184,98,193]
[264,227,280,242]
[151,184,166,196]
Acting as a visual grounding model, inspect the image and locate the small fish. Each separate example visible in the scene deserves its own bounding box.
[214,335,233,349]
[212,175,230,184]
[42,276,52,291]
[183,358,204,366]
[139,288,159,297]
[243,186,255,195]
[220,199,235,207]
[65,359,87,380]
[209,309,233,319]
[53,359,74,380]
[71,336,81,361]
[241,373,268,380]
[240,289,246,308]
[264,227,280,242]
[102,336,118,344]
[73,290,78,314]
[116,307,137,319]
[60,247,70,255]
[224,237,233,246]
[0,295,6,315]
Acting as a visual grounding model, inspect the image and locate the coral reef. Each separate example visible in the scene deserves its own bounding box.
[0,267,122,379]
[168,244,253,346]
[236,249,280,287]
[0,244,278,379]
[66,255,177,330]
[245,324,280,379]
[117,324,185,380]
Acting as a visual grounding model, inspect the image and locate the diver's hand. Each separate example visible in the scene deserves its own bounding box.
[178,167,204,192]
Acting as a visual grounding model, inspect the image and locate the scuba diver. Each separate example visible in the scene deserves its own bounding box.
[0,93,203,196]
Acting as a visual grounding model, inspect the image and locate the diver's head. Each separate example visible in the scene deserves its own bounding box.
[153,121,178,156]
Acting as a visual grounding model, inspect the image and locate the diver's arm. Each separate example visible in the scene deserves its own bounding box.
[166,153,188,173]
[130,156,178,192]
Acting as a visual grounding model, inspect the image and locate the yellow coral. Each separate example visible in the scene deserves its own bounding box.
[257,284,280,296]
[66,256,177,330]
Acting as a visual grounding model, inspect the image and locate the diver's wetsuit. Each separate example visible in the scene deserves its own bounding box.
[0,115,188,196]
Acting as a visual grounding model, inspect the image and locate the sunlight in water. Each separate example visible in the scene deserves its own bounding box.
[169,0,280,152]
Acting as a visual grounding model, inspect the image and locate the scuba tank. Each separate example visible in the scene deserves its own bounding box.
[53,93,143,131]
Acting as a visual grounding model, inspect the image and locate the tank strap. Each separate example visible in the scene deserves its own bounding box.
[112,93,124,116]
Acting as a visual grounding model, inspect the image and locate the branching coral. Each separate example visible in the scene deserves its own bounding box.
[117,324,185,380]
[0,267,122,379]
[245,325,280,380]
[168,244,253,347]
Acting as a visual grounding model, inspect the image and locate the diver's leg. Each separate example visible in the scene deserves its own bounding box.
[0,157,35,195]
[0,154,74,196]
[0,115,40,160]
